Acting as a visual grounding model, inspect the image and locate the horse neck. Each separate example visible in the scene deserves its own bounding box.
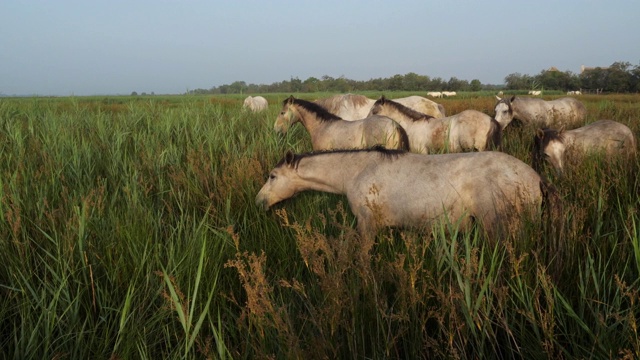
[377,105,412,126]
[295,152,370,194]
[293,105,328,134]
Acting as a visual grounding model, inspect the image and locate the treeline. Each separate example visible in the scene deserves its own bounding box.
[186,73,492,95]
[185,60,640,95]
[505,61,640,93]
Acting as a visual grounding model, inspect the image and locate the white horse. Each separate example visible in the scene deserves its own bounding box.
[533,120,637,173]
[528,90,542,96]
[274,96,409,151]
[243,96,268,112]
[256,148,548,240]
[369,96,501,154]
[494,95,587,130]
[442,91,457,97]
[427,91,443,98]
[314,93,445,120]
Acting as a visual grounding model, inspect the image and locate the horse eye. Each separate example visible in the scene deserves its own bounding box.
[269,174,276,180]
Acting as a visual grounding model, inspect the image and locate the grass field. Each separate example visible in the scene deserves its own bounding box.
[0,92,639,359]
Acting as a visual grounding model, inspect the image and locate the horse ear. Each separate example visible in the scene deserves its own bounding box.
[510,95,516,102]
[284,150,295,166]
[536,128,545,139]
[495,95,502,101]
[286,95,295,104]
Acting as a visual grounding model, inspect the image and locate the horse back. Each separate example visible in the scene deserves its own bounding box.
[570,120,636,155]
[353,152,542,234]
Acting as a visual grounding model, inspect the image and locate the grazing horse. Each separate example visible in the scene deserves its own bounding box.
[314,93,445,120]
[528,90,542,96]
[243,96,268,112]
[533,120,637,173]
[256,148,546,240]
[369,96,501,154]
[313,94,374,120]
[427,91,443,98]
[274,96,409,151]
[494,95,587,130]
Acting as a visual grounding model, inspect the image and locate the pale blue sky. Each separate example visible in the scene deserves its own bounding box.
[1,1,639,96]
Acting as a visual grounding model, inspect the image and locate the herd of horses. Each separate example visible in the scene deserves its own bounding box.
[252,93,637,240]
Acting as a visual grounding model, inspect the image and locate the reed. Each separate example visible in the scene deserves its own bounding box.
[0,93,638,358]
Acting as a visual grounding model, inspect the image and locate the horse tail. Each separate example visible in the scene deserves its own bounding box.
[395,123,410,151]
[487,118,502,151]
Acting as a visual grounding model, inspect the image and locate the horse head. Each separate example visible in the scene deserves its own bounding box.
[274,96,299,133]
[533,128,566,174]
[255,150,300,211]
[494,96,515,130]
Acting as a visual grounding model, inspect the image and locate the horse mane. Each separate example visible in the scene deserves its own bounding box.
[286,97,343,122]
[375,97,433,122]
[315,94,371,114]
[277,147,408,169]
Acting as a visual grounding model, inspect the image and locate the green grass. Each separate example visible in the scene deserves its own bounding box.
[0,93,639,359]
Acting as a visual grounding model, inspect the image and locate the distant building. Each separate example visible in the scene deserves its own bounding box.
[581,65,609,74]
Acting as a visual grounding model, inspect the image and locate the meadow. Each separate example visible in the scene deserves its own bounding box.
[0,92,639,359]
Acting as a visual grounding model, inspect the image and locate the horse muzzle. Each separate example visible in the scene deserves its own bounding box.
[255,194,271,211]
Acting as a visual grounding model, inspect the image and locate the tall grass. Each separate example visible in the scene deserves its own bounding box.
[0,93,639,359]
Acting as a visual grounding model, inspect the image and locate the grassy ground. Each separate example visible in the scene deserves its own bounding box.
[0,92,638,359]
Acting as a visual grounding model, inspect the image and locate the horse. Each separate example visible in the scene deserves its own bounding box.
[528,90,542,96]
[274,96,409,151]
[395,95,446,118]
[427,91,443,98]
[314,93,445,120]
[243,96,268,112]
[313,94,374,120]
[533,120,637,173]
[256,148,547,240]
[369,96,501,154]
[442,91,457,97]
[494,95,587,130]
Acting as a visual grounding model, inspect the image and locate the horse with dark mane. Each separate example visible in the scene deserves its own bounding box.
[256,147,548,240]
[314,93,445,121]
[494,95,587,129]
[533,120,636,173]
[369,96,501,153]
[274,96,409,151]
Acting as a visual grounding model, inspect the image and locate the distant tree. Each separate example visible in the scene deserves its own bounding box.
[630,63,640,93]
[536,69,579,91]
[229,81,247,94]
[333,76,350,93]
[429,77,446,90]
[446,77,468,91]
[388,74,404,91]
[605,61,632,92]
[131,91,138,96]
[580,67,607,92]
[504,73,533,90]
[470,79,482,91]
[289,77,303,92]
[302,77,320,92]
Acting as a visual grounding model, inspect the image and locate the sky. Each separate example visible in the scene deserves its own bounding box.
[1,1,639,96]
